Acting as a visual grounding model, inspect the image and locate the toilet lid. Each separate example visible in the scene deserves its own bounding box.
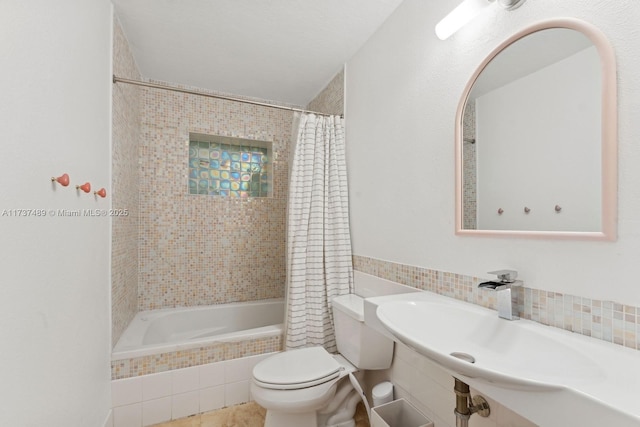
[253,347,341,390]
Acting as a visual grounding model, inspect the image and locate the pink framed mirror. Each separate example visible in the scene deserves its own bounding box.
[455,18,617,240]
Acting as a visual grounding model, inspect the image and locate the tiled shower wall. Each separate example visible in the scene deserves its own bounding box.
[112,17,141,346]
[306,68,344,115]
[353,255,640,351]
[113,24,345,340]
[138,85,294,310]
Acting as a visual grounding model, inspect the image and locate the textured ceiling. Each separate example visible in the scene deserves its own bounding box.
[113,0,404,106]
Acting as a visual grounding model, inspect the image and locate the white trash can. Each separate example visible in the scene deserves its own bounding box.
[372,381,394,407]
[370,399,433,427]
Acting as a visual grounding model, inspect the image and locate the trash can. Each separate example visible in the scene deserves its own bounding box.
[370,399,433,427]
[372,381,394,407]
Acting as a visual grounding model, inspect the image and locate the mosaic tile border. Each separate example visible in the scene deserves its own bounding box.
[353,255,639,351]
[111,334,282,380]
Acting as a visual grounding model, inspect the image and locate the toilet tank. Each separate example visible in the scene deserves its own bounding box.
[332,294,393,369]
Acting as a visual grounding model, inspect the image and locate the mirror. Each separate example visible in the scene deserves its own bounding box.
[455,19,617,240]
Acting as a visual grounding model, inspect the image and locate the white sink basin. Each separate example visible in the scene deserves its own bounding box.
[365,288,640,426]
[376,300,603,390]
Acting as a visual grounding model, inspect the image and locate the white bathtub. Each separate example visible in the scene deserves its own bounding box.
[112,299,284,360]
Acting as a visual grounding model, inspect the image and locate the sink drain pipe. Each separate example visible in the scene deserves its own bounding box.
[453,378,490,427]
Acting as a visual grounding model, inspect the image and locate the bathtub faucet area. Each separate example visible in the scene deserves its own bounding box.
[477,270,522,320]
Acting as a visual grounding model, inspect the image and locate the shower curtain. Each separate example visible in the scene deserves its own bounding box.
[285,113,354,353]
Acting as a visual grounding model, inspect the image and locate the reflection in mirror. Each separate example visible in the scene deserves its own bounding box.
[455,19,617,239]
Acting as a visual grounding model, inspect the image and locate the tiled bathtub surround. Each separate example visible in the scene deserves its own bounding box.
[112,335,282,380]
[112,17,142,346]
[353,255,640,350]
[138,82,293,310]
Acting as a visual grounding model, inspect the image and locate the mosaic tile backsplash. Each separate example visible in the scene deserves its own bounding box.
[353,255,640,351]
[188,137,270,197]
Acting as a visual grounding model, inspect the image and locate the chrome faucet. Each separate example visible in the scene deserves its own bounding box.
[478,270,522,320]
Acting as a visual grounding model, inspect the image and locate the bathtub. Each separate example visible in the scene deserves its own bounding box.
[112,298,284,361]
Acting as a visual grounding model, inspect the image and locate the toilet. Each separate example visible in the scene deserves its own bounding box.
[251,294,394,427]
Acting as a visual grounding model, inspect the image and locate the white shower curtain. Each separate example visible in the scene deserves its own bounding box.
[285,113,354,353]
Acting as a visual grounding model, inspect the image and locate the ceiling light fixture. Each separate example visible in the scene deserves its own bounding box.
[435,0,527,40]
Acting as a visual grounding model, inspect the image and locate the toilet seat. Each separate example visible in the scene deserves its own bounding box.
[253,347,342,390]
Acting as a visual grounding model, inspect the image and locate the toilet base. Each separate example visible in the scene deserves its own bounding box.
[264,410,317,427]
[262,403,357,427]
[259,377,360,427]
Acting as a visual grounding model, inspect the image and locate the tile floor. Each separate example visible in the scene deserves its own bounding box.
[151,401,371,427]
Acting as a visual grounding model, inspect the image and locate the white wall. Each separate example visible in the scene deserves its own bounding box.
[0,1,113,426]
[476,46,601,231]
[345,0,640,305]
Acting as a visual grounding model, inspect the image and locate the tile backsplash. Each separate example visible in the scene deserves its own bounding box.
[353,255,639,350]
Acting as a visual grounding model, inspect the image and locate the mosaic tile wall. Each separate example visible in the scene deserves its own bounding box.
[306,68,344,115]
[111,17,141,347]
[138,82,293,310]
[353,255,640,351]
[111,334,282,379]
[462,101,477,230]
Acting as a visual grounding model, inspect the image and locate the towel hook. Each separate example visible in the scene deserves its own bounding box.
[76,182,91,193]
[51,173,70,187]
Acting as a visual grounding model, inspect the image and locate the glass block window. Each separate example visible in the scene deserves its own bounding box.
[188,134,271,198]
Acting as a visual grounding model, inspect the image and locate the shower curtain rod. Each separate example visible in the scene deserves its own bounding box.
[112,75,341,117]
